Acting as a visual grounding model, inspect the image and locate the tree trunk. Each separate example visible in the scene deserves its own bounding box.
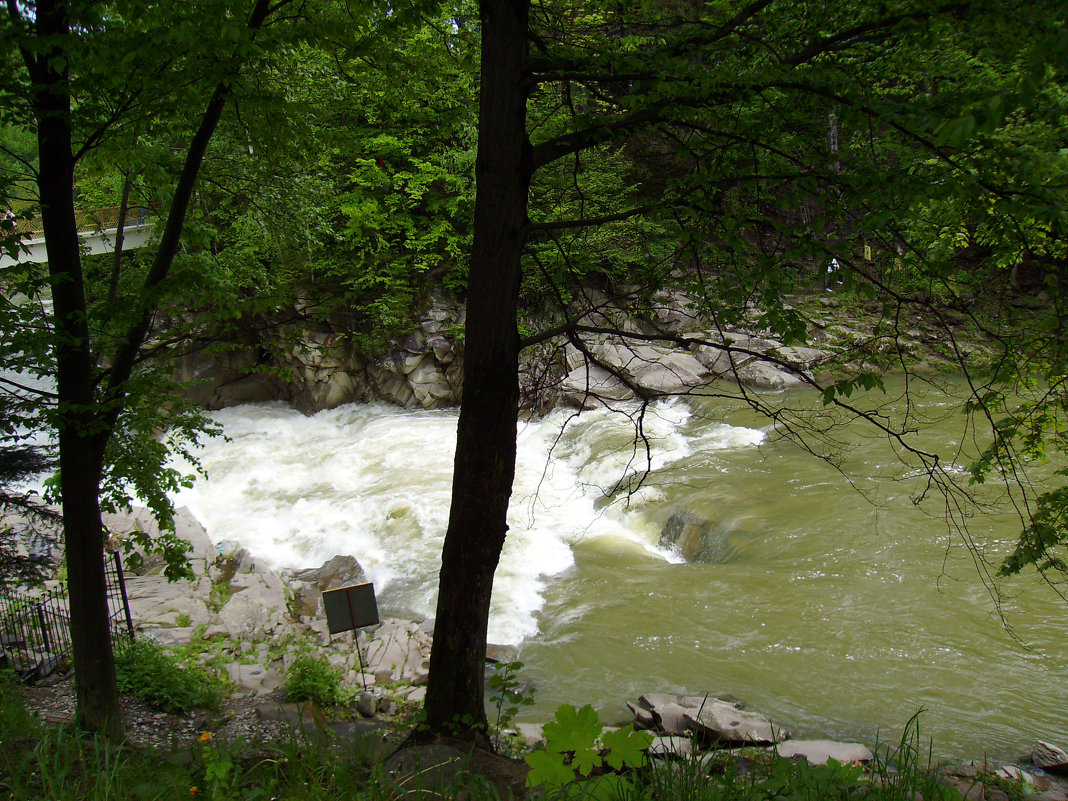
[31,0,121,739]
[107,175,131,304]
[422,0,531,740]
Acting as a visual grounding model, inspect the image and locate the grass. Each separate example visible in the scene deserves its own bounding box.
[0,667,972,801]
[115,638,226,714]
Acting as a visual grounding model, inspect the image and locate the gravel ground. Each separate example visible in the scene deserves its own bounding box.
[20,672,294,753]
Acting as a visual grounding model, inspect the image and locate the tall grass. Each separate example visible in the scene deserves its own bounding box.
[631,710,963,801]
[2,670,969,801]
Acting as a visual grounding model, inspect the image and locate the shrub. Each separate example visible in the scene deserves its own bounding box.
[114,638,223,714]
[284,652,343,707]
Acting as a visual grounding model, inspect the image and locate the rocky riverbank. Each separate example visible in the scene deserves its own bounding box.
[4,505,1067,800]
[177,288,994,417]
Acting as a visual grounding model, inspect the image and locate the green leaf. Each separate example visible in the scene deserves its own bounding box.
[543,703,604,754]
[524,749,575,789]
[601,725,653,770]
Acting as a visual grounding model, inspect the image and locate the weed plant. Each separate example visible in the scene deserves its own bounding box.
[115,636,225,713]
[284,651,344,707]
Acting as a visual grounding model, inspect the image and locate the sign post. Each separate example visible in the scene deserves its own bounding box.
[321,583,380,690]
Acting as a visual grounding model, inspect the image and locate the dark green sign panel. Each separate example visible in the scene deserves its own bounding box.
[322,583,379,634]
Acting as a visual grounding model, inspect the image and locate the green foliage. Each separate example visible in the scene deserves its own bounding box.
[283,652,343,707]
[486,660,535,736]
[0,676,386,800]
[821,374,887,405]
[114,638,223,714]
[525,703,653,799]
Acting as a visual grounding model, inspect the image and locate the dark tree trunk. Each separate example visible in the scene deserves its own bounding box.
[30,0,121,739]
[107,175,131,304]
[11,0,275,739]
[422,0,532,740]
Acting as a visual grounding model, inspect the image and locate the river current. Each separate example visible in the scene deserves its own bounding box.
[170,376,1068,760]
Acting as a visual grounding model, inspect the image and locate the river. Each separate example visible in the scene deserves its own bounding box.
[170,374,1068,760]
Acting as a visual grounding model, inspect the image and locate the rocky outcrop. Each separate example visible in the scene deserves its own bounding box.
[179,288,841,416]
[557,325,827,410]
[276,294,466,414]
[658,510,737,563]
[286,555,368,618]
[101,508,436,708]
[628,693,789,746]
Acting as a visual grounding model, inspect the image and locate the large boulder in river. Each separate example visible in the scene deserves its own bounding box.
[629,693,742,735]
[286,555,369,618]
[683,700,789,746]
[1033,741,1068,775]
[659,510,736,563]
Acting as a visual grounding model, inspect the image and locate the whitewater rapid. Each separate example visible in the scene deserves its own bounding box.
[171,399,765,644]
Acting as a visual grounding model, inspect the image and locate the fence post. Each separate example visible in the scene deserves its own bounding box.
[35,602,50,654]
[112,551,135,640]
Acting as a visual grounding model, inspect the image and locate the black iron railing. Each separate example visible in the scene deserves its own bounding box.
[0,551,134,681]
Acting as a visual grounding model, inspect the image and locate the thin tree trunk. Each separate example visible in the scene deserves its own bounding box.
[422,0,531,741]
[107,175,131,304]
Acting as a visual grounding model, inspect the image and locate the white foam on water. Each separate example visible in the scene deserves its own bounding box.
[171,398,766,643]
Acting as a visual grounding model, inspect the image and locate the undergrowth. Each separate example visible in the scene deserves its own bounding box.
[284,651,344,707]
[115,637,226,713]
[1,669,973,801]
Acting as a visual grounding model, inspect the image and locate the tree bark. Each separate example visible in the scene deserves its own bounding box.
[107,175,131,304]
[422,0,531,740]
[29,0,121,739]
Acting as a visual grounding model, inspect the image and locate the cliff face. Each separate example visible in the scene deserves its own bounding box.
[178,293,467,414]
[177,289,990,416]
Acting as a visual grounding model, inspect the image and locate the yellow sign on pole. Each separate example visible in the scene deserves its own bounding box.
[864,244,872,261]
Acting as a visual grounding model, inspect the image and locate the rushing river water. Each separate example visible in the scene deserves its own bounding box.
[170,376,1068,761]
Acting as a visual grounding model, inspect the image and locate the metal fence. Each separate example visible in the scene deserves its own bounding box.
[0,551,134,682]
[7,204,158,238]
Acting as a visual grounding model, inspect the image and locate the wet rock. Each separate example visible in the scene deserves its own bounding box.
[683,701,788,746]
[1034,741,1068,775]
[631,693,742,736]
[287,555,368,618]
[628,701,656,730]
[651,702,698,737]
[775,740,873,765]
[658,511,737,563]
[649,736,695,760]
[734,360,806,391]
[560,362,635,407]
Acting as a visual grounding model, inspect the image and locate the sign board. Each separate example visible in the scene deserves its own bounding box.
[322,583,380,635]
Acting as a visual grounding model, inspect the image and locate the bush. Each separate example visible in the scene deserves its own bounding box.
[284,652,343,707]
[114,638,223,714]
